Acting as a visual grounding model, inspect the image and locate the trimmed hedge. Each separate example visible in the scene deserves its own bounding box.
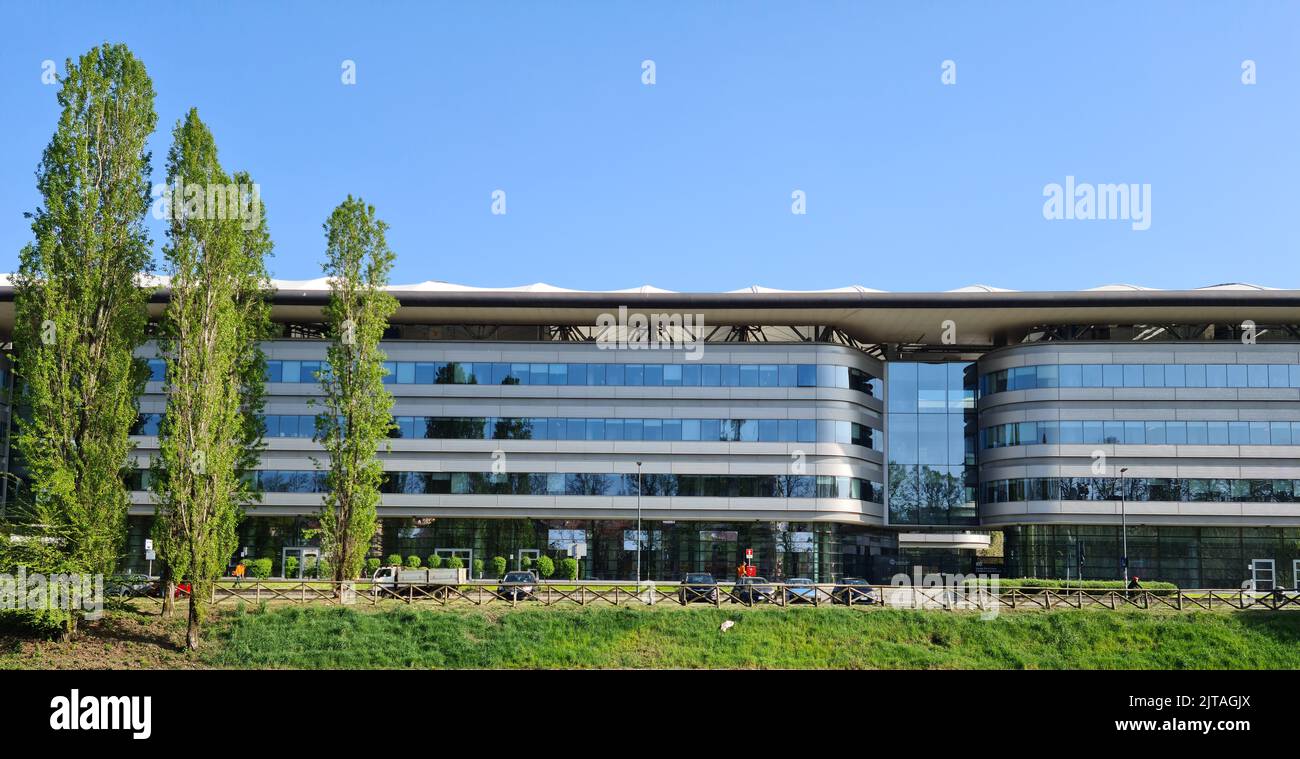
[965,578,1179,594]
[405,555,422,569]
[491,556,508,578]
[247,558,273,579]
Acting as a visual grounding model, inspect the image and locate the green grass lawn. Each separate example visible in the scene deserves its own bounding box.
[201,605,1300,669]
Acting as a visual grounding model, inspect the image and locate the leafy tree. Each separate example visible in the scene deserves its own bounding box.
[149,110,271,649]
[314,198,398,588]
[473,558,485,578]
[559,557,579,581]
[11,44,157,638]
[491,556,508,577]
[537,555,555,579]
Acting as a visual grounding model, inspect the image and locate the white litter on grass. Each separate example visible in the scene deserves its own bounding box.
[720,620,735,633]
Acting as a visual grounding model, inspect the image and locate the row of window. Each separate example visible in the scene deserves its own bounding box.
[981,363,1300,395]
[983,477,1300,503]
[131,414,883,448]
[981,419,1300,449]
[258,360,881,394]
[244,471,884,502]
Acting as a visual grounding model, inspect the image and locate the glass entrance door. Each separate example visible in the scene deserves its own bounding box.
[1250,559,1275,592]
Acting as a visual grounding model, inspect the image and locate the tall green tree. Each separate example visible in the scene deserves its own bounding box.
[11,44,157,638]
[315,197,397,586]
[150,110,271,649]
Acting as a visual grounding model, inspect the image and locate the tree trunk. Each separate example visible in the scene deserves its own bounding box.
[186,586,203,651]
[160,564,175,617]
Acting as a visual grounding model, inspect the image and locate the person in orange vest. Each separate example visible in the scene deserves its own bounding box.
[233,561,247,587]
[736,563,747,579]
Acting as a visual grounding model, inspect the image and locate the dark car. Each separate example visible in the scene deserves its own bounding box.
[105,573,155,599]
[679,573,718,604]
[731,576,776,605]
[783,577,818,604]
[497,570,539,601]
[831,577,877,606]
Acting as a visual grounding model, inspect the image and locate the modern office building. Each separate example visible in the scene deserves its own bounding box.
[3,280,1300,588]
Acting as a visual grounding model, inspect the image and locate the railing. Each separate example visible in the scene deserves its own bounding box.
[108,580,1300,611]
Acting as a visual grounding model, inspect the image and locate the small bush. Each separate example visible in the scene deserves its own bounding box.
[405,555,422,569]
[559,557,579,581]
[284,556,299,578]
[386,554,402,566]
[536,555,555,579]
[427,554,442,569]
[520,555,533,570]
[446,555,464,570]
[248,558,273,579]
[492,556,508,577]
[365,557,381,575]
[473,558,485,578]
[316,559,331,579]
[965,577,1179,594]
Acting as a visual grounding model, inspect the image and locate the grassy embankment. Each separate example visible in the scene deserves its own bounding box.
[4,603,1299,669]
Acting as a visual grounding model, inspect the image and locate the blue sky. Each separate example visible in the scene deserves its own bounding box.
[1,2,1297,292]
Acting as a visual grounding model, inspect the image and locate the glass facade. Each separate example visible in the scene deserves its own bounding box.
[887,362,977,525]
[258,359,883,396]
[1005,525,1300,589]
[982,419,1300,448]
[134,413,884,449]
[983,476,1300,503]
[980,362,1300,395]
[123,516,896,583]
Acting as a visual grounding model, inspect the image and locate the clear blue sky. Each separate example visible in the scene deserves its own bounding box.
[1,2,1297,292]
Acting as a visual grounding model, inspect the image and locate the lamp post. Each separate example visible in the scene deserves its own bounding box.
[635,460,643,589]
[1119,467,1129,585]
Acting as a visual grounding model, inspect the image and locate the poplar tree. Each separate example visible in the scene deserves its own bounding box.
[150,110,271,649]
[315,197,397,587]
[11,44,156,639]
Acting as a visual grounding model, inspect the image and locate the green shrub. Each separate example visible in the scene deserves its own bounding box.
[520,555,533,570]
[248,558,273,579]
[316,559,331,579]
[405,555,422,569]
[964,577,1179,594]
[536,555,555,579]
[365,557,381,575]
[491,556,508,577]
[559,557,579,581]
[473,558,485,578]
[284,556,299,578]
[446,555,464,570]
[386,554,402,566]
[427,554,442,569]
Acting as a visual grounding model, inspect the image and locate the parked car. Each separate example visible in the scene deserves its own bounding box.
[497,570,539,601]
[784,577,818,604]
[105,573,155,599]
[731,576,775,604]
[831,577,877,606]
[679,573,718,604]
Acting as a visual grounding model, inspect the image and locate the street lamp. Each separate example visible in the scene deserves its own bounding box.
[1119,466,1129,585]
[635,460,643,589]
